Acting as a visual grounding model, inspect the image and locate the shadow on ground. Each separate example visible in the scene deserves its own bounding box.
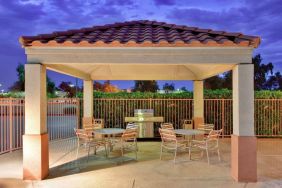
[48,151,137,179]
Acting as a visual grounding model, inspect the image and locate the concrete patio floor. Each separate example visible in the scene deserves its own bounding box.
[0,138,282,188]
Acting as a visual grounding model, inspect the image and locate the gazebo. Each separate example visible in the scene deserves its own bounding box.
[19,20,260,182]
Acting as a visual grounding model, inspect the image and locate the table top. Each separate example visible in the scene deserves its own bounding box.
[124,116,164,122]
[94,128,125,135]
[174,129,205,136]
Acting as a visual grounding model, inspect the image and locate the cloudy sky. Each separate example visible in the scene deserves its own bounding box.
[0,0,281,91]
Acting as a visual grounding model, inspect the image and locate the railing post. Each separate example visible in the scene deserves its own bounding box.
[76,98,80,129]
[9,98,13,152]
[221,99,225,137]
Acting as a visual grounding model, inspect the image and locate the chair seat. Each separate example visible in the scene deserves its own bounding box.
[191,141,206,149]
[191,139,219,150]
[176,137,189,143]
[162,141,189,149]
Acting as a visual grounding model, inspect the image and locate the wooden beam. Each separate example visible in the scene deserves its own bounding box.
[46,64,91,80]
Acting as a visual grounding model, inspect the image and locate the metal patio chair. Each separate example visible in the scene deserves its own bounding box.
[108,122,137,146]
[113,125,138,160]
[197,123,215,133]
[161,122,174,130]
[74,128,107,163]
[190,129,223,165]
[159,128,190,163]
[126,122,138,129]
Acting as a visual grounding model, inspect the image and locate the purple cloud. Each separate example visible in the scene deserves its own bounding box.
[166,0,282,71]
[154,0,175,6]
[104,0,135,6]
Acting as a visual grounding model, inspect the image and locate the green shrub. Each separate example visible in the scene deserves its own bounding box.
[2,89,282,99]
[89,90,282,99]
[0,92,25,98]
[255,90,282,99]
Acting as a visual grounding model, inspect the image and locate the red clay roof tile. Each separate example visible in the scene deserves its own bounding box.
[19,20,260,48]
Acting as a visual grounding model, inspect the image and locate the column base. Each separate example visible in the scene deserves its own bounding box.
[23,133,49,180]
[193,117,204,129]
[231,135,257,182]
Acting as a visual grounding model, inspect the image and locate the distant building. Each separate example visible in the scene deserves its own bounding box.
[157,89,184,94]
[55,91,68,98]
[121,88,132,93]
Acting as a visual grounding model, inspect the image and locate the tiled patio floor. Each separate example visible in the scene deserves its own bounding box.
[0,138,281,188]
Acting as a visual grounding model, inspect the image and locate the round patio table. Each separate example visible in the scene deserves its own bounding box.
[94,128,125,153]
[174,129,205,136]
[94,128,125,135]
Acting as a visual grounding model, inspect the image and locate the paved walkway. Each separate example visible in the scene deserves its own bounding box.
[0,138,282,188]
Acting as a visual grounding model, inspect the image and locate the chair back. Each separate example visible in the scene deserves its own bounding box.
[182,119,193,129]
[122,127,138,141]
[161,123,174,130]
[74,128,92,144]
[159,128,177,143]
[207,129,223,140]
[93,119,104,129]
[198,124,214,133]
[126,122,138,129]
[206,129,223,147]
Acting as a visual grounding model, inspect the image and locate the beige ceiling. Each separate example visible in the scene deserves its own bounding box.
[46,63,235,80]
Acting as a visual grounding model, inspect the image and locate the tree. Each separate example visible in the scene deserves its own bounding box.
[204,75,224,90]
[47,77,55,94]
[163,83,175,93]
[102,81,120,92]
[93,81,104,91]
[204,54,281,90]
[221,71,232,89]
[180,86,188,91]
[10,63,56,94]
[58,82,77,97]
[253,54,274,90]
[93,81,120,92]
[133,81,159,92]
[266,72,282,90]
[9,64,25,91]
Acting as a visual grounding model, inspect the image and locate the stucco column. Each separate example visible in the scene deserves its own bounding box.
[193,80,204,129]
[231,64,257,182]
[83,80,93,119]
[23,64,49,180]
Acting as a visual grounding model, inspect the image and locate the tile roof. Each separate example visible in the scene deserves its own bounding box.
[19,20,260,48]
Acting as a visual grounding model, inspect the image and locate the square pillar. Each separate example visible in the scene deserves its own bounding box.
[231,64,257,182]
[23,64,49,180]
[193,80,204,129]
[83,80,93,118]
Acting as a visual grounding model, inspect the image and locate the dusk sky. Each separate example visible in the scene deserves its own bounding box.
[0,0,281,91]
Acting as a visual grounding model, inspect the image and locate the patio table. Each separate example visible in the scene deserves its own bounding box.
[174,129,205,136]
[94,128,125,135]
[94,128,125,153]
[174,129,206,143]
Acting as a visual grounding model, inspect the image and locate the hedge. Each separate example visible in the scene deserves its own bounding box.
[1,89,282,99]
[88,89,282,99]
